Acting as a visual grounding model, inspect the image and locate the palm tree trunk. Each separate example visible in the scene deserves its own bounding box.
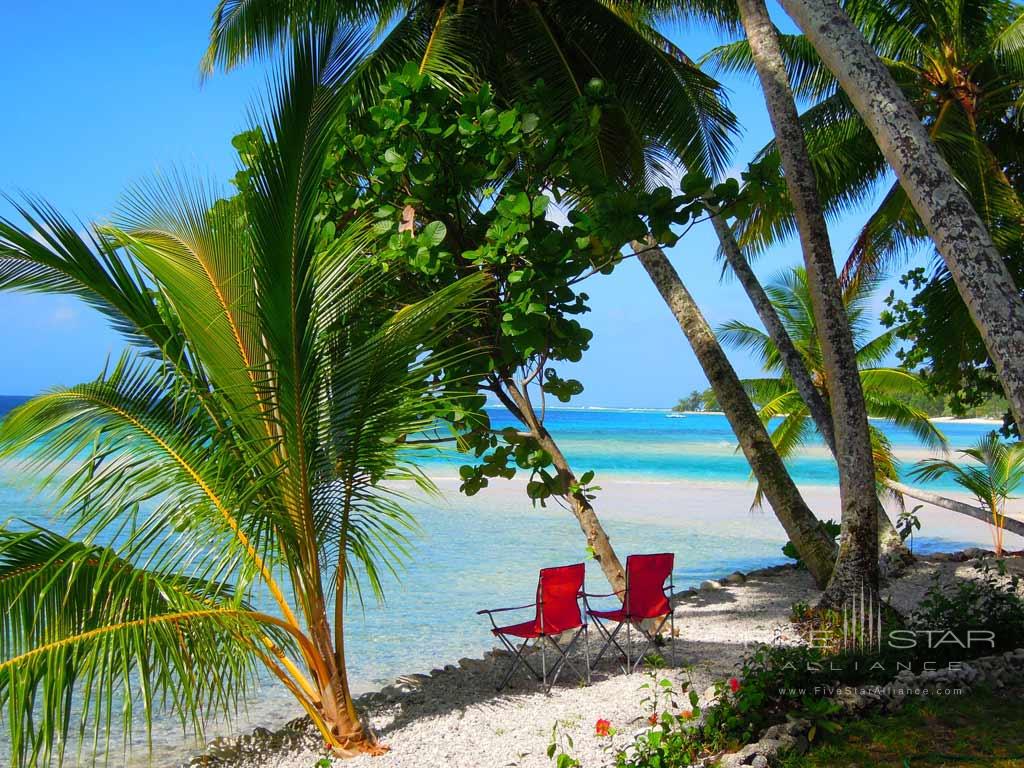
[736,0,879,606]
[499,380,627,595]
[636,239,837,587]
[710,212,836,450]
[777,0,1024,434]
[711,212,910,569]
[307,607,370,754]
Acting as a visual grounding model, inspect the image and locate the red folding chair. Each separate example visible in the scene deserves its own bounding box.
[584,553,675,673]
[477,563,590,692]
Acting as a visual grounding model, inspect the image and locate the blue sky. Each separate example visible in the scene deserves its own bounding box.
[0,2,898,407]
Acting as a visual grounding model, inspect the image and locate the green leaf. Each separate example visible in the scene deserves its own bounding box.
[421,220,447,247]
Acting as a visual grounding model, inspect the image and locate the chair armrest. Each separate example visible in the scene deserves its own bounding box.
[581,590,624,598]
[476,602,536,616]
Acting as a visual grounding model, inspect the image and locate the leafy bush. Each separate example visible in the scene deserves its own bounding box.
[907,561,1024,663]
[783,520,841,568]
[607,645,834,767]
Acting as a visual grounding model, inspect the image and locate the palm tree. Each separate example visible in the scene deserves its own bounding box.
[911,434,1024,556]
[709,0,1024,433]
[0,29,485,761]
[721,267,948,502]
[720,0,882,605]
[639,244,838,584]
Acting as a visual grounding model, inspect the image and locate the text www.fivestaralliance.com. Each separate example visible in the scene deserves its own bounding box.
[778,686,965,697]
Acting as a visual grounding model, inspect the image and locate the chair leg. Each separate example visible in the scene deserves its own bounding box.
[496,637,542,691]
[669,574,677,668]
[629,614,671,673]
[541,636,547,687]
[627,620,633,673]
[670,610,676,667]
[544,627,588,692]
[584,623,591,685]
[589,617,628,674]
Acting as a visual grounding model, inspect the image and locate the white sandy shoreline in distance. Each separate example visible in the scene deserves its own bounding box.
[928,415,1005,425]
[673,409,1005,426]
[419,473,1024,550]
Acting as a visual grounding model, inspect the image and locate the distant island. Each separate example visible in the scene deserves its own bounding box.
[673,386,1010,422]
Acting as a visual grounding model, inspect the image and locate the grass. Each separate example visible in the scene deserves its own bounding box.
[779,685,1024,767]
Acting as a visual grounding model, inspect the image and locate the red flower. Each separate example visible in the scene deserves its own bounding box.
[595,718,612,737]
[648,713,658,726]
[679,709,694,720]
[728,677,741,693]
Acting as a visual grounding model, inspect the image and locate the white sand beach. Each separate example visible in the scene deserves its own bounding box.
[197,553,1024,768]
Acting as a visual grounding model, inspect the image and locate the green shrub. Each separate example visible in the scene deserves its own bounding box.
[907,561,1024,663]
[782,521,841,568]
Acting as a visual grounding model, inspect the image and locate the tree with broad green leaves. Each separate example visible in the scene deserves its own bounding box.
[0,29,488,760]
[290,67,636,592]
[203,0,843,588]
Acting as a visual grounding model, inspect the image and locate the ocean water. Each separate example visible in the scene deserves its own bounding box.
[419,407,997,488]
[0,397,1001,764]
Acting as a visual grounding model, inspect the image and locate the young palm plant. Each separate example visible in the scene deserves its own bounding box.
[720,267,947,504]
[911,434,1024,556]
[0,28,485,763]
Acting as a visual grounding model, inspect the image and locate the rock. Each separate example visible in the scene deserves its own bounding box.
[963,547,992,559]
[750,756,770,768]
[700,579,722,591]
[725,571,746,585]
[380,682,414,700]
[753,738,784,758]
[459,657,489,673]
[784,716,811,733]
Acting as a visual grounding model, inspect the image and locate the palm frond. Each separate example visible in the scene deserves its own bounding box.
[0,526,291,766]
[0,198,194,370]
[717,320,784,373]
